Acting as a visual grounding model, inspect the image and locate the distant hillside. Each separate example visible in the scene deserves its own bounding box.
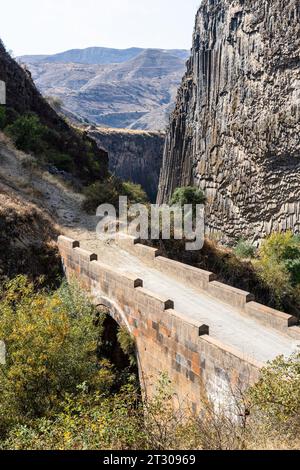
[19,46,189,65]
[18,47,189,130]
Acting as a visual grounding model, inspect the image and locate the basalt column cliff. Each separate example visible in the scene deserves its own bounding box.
[157,0,300,242]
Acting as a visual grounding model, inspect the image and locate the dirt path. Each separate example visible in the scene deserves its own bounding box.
[0,132,97,236]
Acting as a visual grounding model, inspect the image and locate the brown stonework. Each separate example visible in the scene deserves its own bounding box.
[58,235,265,411]
[115,235,300,337]
[245,302,298,333]
[207,281,254,311]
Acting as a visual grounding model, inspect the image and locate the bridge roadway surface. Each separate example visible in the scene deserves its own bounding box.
[72,235,300,365]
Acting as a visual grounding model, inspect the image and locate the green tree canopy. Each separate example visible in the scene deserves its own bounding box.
[170,186,206,207]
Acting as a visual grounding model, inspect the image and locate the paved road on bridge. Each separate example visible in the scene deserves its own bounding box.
[76,235,300,364]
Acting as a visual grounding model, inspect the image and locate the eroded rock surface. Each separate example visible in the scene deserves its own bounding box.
[88,127,165,201]
[158,0,300,242]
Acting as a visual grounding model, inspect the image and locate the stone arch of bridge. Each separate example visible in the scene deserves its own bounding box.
[94,295,132,334]
[94,294,146,389]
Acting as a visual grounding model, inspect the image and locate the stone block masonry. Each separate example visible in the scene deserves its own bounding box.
[155,256,216,291]
[116,235,300,339]
[58,235,263,412]
[245,302,299,334]
[207,281,254,311]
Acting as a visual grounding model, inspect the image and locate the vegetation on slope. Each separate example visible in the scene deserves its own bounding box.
[83,177,148,214]
[0,190,61,287]
[0,40,108,185]
[0,106,107,185]
[0,276,300,450]
[0,277,138,443]
[170,186,206,207]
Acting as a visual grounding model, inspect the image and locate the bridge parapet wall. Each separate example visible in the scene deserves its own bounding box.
[58,235,263,411]
[117,236,300,338]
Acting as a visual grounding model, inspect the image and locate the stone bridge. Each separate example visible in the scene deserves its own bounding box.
[58,235,300,411]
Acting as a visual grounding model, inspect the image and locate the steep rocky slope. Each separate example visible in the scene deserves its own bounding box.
[0,185,60,285]
[19,48,189,131]
[0,134,59,284]
[0,40,109,283]
[87,127,164,201]
[158,0,300,242]
[0,40,108,184]
[0,131,98,284]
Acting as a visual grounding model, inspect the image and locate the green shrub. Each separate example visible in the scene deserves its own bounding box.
[82,178,121,214]
[122,181,148,204]
[0,106,6,129]
[117,327,137,367]
[170,186,206,207]
[1,384,144,450]
[83,178,148,214]
[248,352,300,433]
[0,374,199,451]
[0,276,113,436]
[45,150,74,172]
[234,240,256,259]
[5,113,46,152]
[255,232,300,304]
[285,258,300,286]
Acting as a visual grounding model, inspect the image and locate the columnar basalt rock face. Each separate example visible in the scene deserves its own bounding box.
[88,127,165,201]
[157,0,300,242]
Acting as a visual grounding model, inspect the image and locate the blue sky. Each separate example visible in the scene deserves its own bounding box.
[0,0,201,56]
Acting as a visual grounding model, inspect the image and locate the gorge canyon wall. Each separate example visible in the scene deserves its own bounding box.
[157,0,300,242]
[88,127,164,201]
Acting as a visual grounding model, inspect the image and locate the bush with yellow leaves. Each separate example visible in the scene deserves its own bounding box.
[0,276,115,437]
[254,232,300,311]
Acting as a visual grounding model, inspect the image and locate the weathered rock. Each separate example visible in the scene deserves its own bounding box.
[157,0,300,243]
[88,127,165,201]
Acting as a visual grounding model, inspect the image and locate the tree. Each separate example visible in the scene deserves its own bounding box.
[248,353,300,433]
[5,113,46,152]
[170,186,206,207]
[255,232,300,305]
[122,181,148,204]
[0,277,113,435]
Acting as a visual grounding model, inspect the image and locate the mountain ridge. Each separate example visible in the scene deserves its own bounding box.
[18,47,190,130]
[18,46,189,65]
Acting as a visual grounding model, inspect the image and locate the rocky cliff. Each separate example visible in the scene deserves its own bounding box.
[88,127,165,201]
[157,0,300,242]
